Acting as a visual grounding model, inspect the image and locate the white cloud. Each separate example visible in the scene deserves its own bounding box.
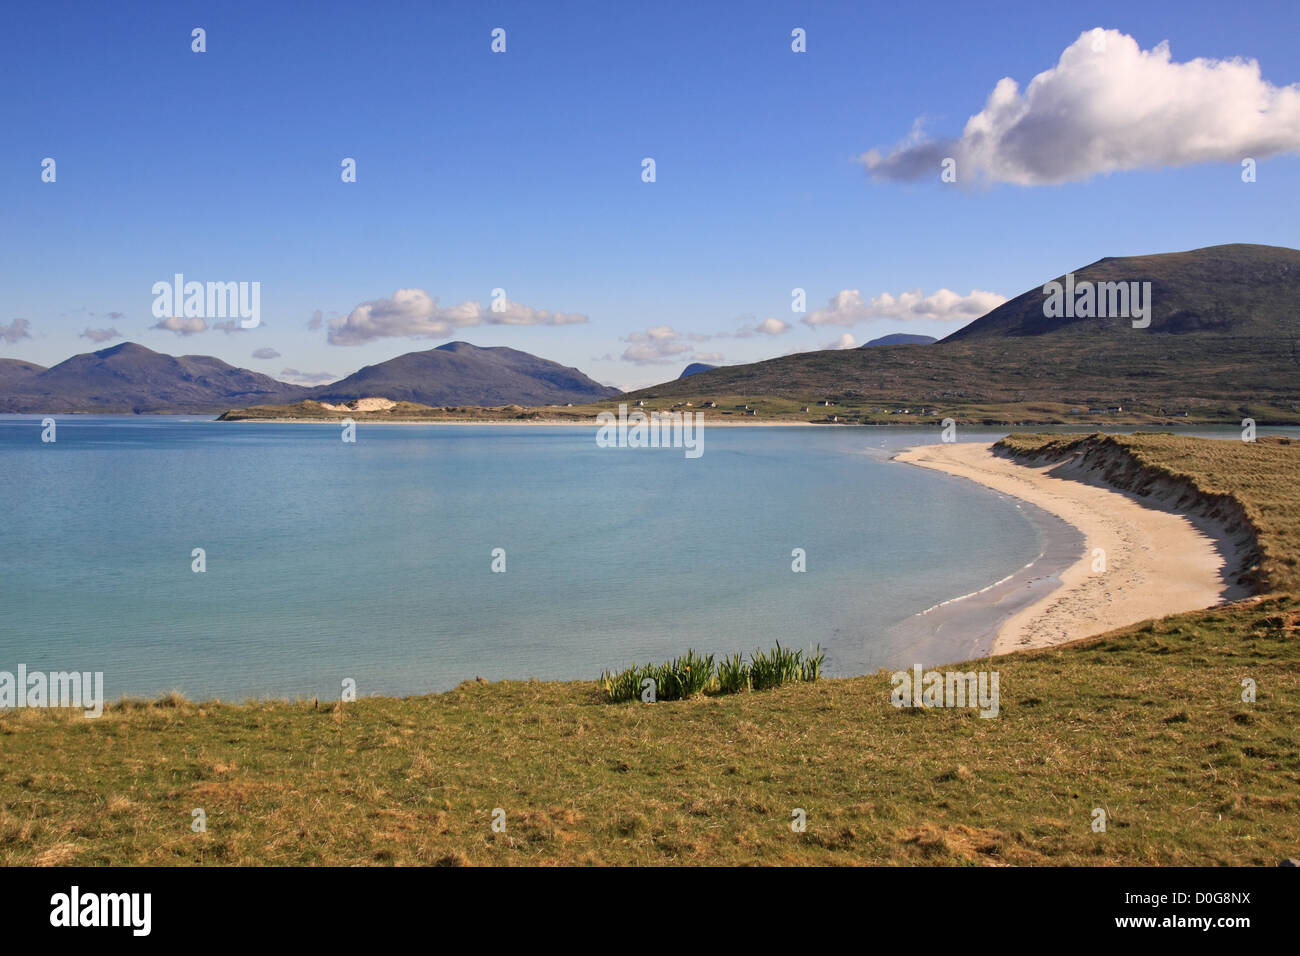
[861,29,1300,185]
[736,317,792,337]
[1,318,32,344]
[80,327,123,343]
[802,288,1005,327]
[821,333,858,350]
[328,289,587,345]
[252,348,281,360]
[151,316,208,336]
[279,368,337,386]
[619,325,724,366]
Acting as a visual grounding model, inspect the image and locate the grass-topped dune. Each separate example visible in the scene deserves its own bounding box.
[1,434,1297,866]
[996,432,1299,593]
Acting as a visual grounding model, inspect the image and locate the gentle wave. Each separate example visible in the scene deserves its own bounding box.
[915,551,1047,615]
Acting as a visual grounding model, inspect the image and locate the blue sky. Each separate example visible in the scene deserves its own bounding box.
[2,0,1298,390]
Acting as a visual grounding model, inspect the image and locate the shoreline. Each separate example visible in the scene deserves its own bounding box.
[894,440,1250,655]
[878,497,1083,668]
[211,417,817,427]
[207,416,1274,427]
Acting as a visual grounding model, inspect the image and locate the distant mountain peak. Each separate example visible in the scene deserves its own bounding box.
[861,333,937,348]
[679,362,717,378]
[94,341,155,358]
[943,243,1300,341]
[309,343,619,406]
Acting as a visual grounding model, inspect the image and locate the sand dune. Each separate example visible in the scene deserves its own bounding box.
[896,441,1249,654]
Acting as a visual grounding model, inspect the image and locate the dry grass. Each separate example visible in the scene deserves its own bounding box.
[1,592,1296,866]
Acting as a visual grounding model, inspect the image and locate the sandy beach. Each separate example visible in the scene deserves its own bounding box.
[896,441,1249,654]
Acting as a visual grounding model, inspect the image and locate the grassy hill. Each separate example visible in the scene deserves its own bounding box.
[946,243,1300,340]
[1,434,1296,866]
[618,336,1299,422]
[618,245,1300,423]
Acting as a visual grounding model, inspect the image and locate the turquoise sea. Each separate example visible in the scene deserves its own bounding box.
[0,416,1264,701]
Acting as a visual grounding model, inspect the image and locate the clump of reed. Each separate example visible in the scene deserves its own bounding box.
[601,644,824,702]
[750,642,824,690]
[717,653,751,694]
[600,650,714,703]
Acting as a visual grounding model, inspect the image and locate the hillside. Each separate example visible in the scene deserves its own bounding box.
[625,245,1300,420]
[862,333,936,347]
[0,343,307,413]
[946,244,1300,340]
[0,358,45,390]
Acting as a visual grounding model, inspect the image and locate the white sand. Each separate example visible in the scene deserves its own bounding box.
[896,441,1247,654]
[318,397,398,413]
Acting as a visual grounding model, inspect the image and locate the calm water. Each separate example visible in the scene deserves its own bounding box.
[0,416,1266,701]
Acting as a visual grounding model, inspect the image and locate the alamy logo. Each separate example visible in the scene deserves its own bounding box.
[596,403,704,459]
[1042,273,1152,328]
[891,663,999,718]
[151,273,261,328]
[50,886,151,936]
[0,665,104,718]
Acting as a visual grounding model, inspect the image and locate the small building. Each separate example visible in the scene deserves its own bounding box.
[634,399,646,407]
[1107,406,1123,414]
[744,408,757,416]
[701,401,717,408]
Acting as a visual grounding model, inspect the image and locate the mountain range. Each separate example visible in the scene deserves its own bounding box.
[0,341,618,413]
[5,244,1298,418]
[0,344,310,413]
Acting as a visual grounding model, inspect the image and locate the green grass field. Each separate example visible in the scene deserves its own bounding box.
[218,393,1296,426]
[2,434,1296,866]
